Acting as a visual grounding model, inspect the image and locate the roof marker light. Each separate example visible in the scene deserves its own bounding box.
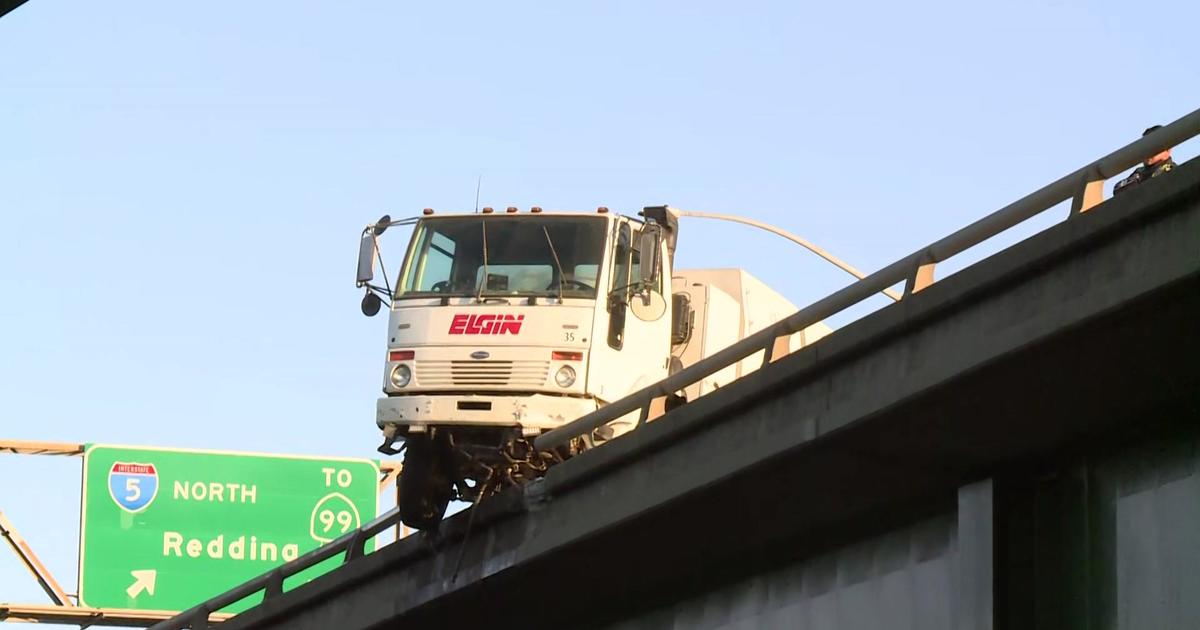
[597,206,609,214]
[422,208,434,215]
[481,207,494,214]
[506,206,518,213]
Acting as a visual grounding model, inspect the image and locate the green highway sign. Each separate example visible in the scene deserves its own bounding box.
[79,444,379,613]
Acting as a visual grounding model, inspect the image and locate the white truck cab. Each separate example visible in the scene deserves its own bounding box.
[356,206,829,529]
[357,207,676,528]
[375,209,672,434]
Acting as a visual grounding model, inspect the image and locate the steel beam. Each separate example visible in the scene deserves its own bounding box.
[0,511,73,607]
[0,603,231,627]
[0,440,84,456]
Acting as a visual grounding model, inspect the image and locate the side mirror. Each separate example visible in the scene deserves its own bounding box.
[630,289,667,322]
[356,233,376,285]
[639,228,660,285]
[357,214,391,284]
[361,291,382,317]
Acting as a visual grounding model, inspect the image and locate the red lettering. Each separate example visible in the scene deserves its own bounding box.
[496,315,524,335]
[447,313,524,335]
[112,463,157,474]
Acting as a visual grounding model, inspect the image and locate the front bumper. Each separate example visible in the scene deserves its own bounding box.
[376,393,599,434]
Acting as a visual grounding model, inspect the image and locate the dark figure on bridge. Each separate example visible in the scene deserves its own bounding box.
[1113,125,1176,196]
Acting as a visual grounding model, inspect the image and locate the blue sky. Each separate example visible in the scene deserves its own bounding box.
[2,0,1197,619]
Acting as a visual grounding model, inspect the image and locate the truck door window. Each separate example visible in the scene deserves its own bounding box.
[403,229,456,292]
[607,224,631,350]
[611,224,631,291]
[419,232,456,290]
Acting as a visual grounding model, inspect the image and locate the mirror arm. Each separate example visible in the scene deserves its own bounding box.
[363,283,393,300]
[607,279,650,305]
[372,233,393,296]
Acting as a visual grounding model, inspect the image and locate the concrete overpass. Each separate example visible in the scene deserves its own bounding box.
[0,1,30,20]
[160,114,1200,629]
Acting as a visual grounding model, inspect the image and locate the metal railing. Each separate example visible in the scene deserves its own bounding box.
[151,508,404,630]
[536,106,1200,452]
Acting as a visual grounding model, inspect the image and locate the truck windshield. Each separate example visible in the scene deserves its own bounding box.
[397,216,608,299]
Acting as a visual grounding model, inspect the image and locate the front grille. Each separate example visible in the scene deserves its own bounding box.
[415,360,550,388]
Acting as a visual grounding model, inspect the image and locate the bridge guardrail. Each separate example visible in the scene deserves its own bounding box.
[155,106,1200,630]
[534,106,1200,452]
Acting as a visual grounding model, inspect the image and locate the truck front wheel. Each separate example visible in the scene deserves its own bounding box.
[398,434,452,530]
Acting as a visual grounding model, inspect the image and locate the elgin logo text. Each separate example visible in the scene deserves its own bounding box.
[448,314,524,335]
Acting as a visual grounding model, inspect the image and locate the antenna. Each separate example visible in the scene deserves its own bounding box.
[474,175,482,213]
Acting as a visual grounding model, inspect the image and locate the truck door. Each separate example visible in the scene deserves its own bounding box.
[588,221,671,410]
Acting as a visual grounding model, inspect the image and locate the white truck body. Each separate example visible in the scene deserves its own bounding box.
[671,268,831,401]
[356,207,832,528]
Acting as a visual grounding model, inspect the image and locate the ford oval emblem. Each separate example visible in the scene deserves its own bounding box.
[470,351,490,360]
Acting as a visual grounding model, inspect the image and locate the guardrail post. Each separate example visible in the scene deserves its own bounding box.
[762,334,791,365]
[645,396,667,423]
[631,382,678,427]
[1070,164,1106,216]
[186,606,211,630]
[904,253,937,296]
[263,569,284,600]
[344,530,367,562]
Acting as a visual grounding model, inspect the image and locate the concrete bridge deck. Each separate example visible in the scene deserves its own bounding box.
[193,154,1200,630]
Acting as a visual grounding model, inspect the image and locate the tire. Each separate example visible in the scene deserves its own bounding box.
[398,434,452,530]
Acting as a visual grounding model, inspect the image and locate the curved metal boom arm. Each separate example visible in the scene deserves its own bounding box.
[670,209,902,302]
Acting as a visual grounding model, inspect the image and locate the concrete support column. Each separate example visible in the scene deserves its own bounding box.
[956,478,994,630]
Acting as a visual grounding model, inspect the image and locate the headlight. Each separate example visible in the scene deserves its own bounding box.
[554,365,576,388]
[390,364,412,388]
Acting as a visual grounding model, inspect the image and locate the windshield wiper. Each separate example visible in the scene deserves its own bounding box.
[542,226,565,302]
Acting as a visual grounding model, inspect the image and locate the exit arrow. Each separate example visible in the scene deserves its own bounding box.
[126,569,156,599]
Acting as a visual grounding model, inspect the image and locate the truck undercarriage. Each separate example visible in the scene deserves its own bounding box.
[383,426,583,530]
